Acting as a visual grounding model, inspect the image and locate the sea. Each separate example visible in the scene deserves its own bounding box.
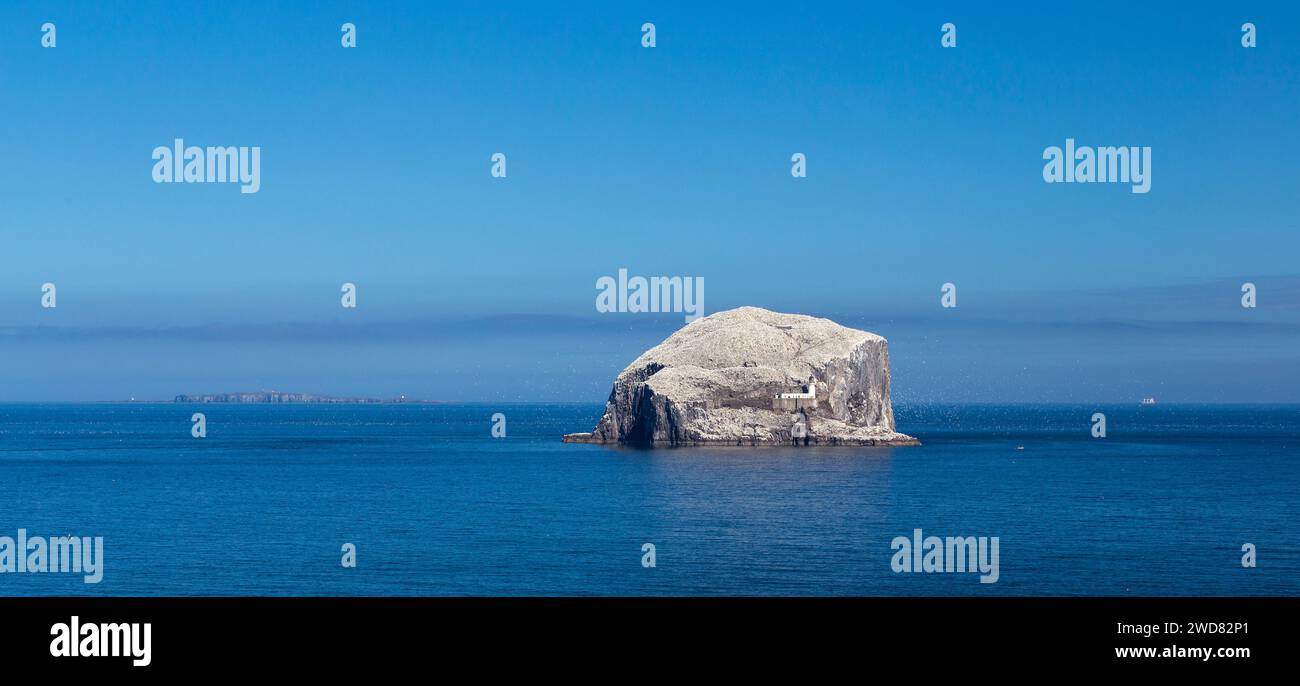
[1,403,1296,596]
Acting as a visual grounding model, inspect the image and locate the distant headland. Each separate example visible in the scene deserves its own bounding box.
[172,392,444,404]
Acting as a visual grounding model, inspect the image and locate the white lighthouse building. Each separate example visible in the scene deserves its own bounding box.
[773,375,818,411]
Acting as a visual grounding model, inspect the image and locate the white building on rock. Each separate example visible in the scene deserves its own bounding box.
[773,376,818,411]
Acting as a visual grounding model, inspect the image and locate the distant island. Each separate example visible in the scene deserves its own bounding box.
[173,392,444,404]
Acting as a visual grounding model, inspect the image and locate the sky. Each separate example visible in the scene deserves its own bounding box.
[1,1,1298,402]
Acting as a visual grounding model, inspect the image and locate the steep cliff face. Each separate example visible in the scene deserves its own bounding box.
[564,307,918,446]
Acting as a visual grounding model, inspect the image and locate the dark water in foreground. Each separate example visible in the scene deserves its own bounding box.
[0,403,1297,596]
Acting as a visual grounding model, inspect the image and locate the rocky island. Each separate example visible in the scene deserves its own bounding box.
[564,307,919,447]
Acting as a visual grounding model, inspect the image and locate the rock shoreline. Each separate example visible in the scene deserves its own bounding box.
[562,432,921,447]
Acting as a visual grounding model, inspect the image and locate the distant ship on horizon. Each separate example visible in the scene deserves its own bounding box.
[1140,397,1157,405]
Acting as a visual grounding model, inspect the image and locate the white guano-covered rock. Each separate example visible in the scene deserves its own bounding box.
[564,307,918,446]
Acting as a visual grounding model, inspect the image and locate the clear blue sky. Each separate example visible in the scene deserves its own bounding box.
[1,1,1297,402]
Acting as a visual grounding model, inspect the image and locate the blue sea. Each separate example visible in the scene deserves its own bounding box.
[0,403,1297,596]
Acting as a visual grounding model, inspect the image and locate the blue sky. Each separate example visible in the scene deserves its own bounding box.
[1,1,1297,402]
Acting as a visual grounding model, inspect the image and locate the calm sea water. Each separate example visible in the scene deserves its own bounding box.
[0,403,1296,596]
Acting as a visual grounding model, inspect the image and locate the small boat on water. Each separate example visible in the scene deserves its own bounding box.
[1140,397,1157,405]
